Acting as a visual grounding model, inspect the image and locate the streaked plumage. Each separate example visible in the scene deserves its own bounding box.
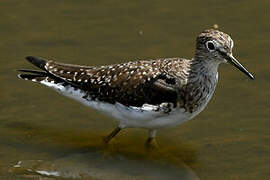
[18,29,254,147]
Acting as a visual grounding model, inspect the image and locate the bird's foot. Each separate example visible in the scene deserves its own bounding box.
[145,137,159,149]
[102,136,111,144]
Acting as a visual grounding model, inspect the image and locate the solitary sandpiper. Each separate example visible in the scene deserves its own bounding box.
[18,29,254,147]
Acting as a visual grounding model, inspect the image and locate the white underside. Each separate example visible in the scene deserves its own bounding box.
[40,80,213,129]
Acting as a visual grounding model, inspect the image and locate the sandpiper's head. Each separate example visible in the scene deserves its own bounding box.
[195,29,254,79]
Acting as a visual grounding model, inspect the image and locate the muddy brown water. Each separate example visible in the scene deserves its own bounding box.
[0,0,269,179]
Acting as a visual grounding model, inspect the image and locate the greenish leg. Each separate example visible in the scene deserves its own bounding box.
[103,126,122,144]
[145,129,158,148]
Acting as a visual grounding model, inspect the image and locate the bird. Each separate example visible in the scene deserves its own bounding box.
[18,29,254,147]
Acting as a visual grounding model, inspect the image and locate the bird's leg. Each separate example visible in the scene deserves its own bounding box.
[103,126,122,144]
[145,129,158,148]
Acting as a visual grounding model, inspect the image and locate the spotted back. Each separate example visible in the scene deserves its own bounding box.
[22,57,188,107]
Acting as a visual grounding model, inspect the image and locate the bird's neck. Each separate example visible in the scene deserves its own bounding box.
[178,57,219,113]
[186,57,219,92]
[191,56,220,78]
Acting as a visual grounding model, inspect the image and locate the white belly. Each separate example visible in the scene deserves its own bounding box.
[40,80,214,129]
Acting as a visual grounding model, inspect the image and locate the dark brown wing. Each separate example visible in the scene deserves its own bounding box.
[22,56,183,107]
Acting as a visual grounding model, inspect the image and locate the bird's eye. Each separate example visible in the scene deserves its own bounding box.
[206,41,216,51]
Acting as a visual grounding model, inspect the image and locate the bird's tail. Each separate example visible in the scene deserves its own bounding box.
[18,56,95,86]
[18,57,50,82]
[18,56,66,84]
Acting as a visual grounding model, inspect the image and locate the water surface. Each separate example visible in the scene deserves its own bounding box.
[1,0,270,179]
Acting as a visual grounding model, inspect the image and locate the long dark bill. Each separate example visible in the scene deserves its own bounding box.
[223,53,254,80]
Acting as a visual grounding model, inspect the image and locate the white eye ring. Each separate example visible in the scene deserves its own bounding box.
[206,41,216,51]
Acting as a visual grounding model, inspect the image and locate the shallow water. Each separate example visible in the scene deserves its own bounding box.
[1,0,270,179]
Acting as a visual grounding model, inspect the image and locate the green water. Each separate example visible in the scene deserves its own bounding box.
[1,0,269,179]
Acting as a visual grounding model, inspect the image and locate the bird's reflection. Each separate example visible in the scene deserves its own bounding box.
[9,130,200,180]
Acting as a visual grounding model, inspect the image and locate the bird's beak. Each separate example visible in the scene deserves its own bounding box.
[224,53,254,80]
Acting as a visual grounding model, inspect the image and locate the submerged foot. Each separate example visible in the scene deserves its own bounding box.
[145,137,159,149]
